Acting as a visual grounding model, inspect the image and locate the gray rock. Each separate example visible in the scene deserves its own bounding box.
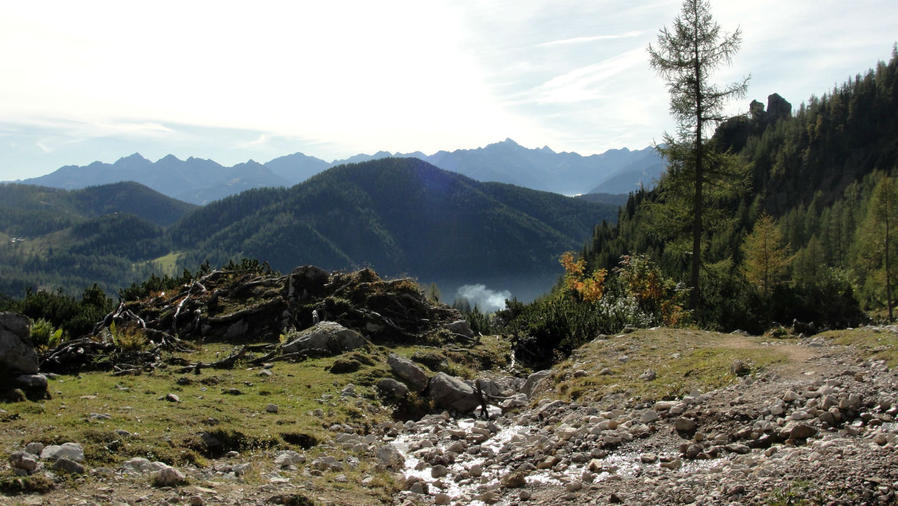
[311,456,342,471]
[434,493,451,505]
[522,370,552,398]
[640,369,657,381]
[53,457,85,474]
[153,465,187,487]
[375,444,405,470]
[640,410,660,423]
[24,442,44,455]
[123,457,166,474]
[165,393,180,403]
[281,322,367,356]
[265,404,279,413]
[13,374,47,390]
[788,423,817,440]
[376,377,410,401]
[9,451,39,473]
[274,450,305,468]
[446,320,474,338]
[427,373,480,413]
[0,312,38,375]
[674,417,697,434]
[40,442,84,462]
[387,354,429,393]
[431,464,449,478]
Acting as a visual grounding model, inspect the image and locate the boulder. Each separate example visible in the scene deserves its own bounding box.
[376,378,410,401]
[522,370,552,398]
[281,322,366,356]
[0,312,38,376]
[427,373,480,413]
[446,320,474,338]
[9,451,39,473]
[153,465,187,487]
[388,353,430,393]
[40,442,84,463]
[122,457,166,474]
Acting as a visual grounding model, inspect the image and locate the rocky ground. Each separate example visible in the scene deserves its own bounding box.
[4,325,898,505]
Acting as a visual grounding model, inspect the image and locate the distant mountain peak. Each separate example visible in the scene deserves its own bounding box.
[118,153,148,162]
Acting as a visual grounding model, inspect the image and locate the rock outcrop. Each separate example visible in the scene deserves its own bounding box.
[281,321,367,356]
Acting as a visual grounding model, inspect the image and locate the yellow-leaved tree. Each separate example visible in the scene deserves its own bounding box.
[742,214,792,296]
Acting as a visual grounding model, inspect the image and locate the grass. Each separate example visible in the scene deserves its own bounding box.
[0,337,510,502]
[543,328,789,405]
[817,328,898,367]
[149,251,183,277]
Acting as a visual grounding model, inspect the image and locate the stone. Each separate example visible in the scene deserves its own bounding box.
[427,372,480,413]
[281,322,367,356]
[522,370,552,398]
[674,417,698,434]
[0,313,38,376]
[53,457,85,474]
[266,404,279,413]
[434,493,451,505]
[640,453,658,463]
[274,450,305,468]
[502,471,527,488]
[9,451,39,473]
[431,464,449,478]
[40,442,84,462]
[376,378,410,401]
[24,442,44,455]
[13,374,47,391]
[123,457,166,474]
[375,445,405,470]
[639,369,657,381]
[640,410,660,423]
[788,423,817,440]
[153,465,187,487]
[165,393,180,403]
[388,353,430,393]
[468,463,483,477]
[446,320,474,339]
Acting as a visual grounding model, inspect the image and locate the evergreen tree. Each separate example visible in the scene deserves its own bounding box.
[648,0,749,305]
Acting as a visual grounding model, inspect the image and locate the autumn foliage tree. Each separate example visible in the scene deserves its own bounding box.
[741,214,792,296]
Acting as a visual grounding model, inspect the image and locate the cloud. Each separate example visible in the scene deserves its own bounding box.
[536,31,644,48]
[455,284,512,313]
[508,47,647,105]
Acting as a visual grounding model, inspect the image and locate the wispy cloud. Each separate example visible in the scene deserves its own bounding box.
[536,31,643,48]
[508,47,647,105]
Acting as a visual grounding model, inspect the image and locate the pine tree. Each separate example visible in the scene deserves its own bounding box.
[648,0,749,306]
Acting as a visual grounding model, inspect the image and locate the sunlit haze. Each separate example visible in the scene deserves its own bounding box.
[1,0,896,179]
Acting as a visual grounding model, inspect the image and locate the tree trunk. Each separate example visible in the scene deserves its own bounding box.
[885,216,893,323]
[690,33,703,308]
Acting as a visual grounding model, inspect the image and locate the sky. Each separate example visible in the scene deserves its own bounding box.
[1,0,896,181]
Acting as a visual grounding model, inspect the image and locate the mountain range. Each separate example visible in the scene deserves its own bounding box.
[0,158,620,300]
[16,139,664,204]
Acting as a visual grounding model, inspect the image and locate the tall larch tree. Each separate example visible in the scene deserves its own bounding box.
[859,176,898,320]
[648,0,749,306]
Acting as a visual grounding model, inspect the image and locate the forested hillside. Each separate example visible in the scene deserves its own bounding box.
[0,182,194,296]
[583,49,898,331]
[172,158,619,292]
